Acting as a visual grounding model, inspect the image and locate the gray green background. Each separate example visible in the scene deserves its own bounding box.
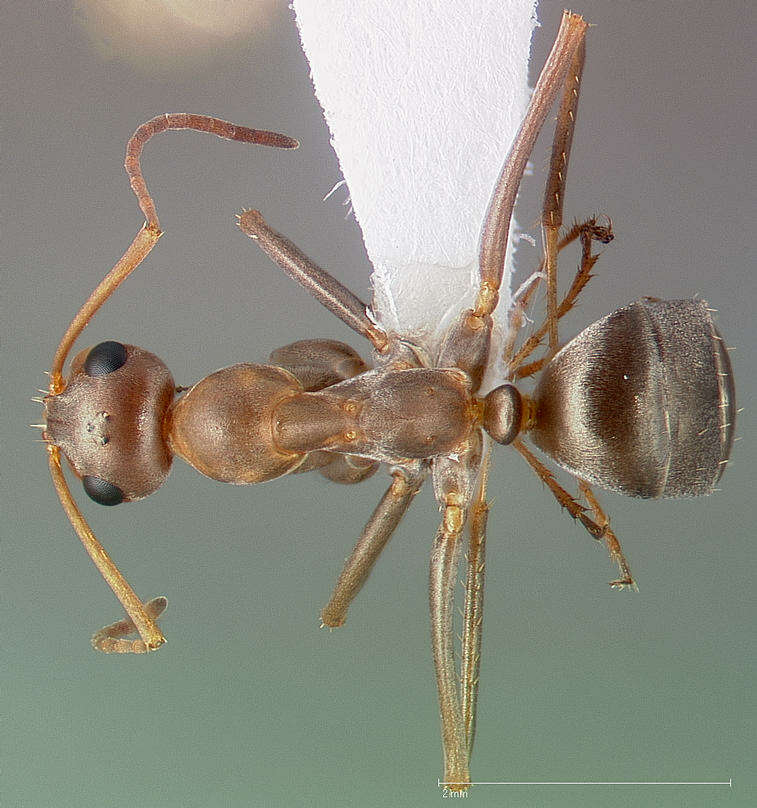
[3,1,755,806]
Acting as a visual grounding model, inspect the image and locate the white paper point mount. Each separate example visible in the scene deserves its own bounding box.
[293,0,538,346]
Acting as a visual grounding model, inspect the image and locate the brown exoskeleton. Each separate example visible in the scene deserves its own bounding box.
[39,12,735,790]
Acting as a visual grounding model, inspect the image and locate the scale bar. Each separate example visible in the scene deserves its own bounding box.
[439,779,733,787]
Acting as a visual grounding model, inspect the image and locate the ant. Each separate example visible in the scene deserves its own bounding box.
[38,12,735,790]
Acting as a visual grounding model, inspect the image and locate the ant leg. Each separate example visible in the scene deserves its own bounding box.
[316,454,379,484]
[578,481,637,590]
[460,448,491,759]
[48,447,166,651]
[430,494,470,790]
[507,217,614,377]
[512,440,636,589]
[472,11,587,326]
[541,37,586,354]
[441,13,588,389]
[430,432,485,790]
[511,353,550,381]
[320,469,425,628]
[502,270,545,372]
[237,209,390,354]
[269,339,370,392]
[504,20,608,376]
[92,597,168,654]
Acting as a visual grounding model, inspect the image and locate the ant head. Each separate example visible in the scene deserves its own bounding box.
[44,341,175,504]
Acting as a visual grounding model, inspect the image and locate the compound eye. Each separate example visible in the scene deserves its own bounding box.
[82,475,124,506]
[84,341,128,376]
